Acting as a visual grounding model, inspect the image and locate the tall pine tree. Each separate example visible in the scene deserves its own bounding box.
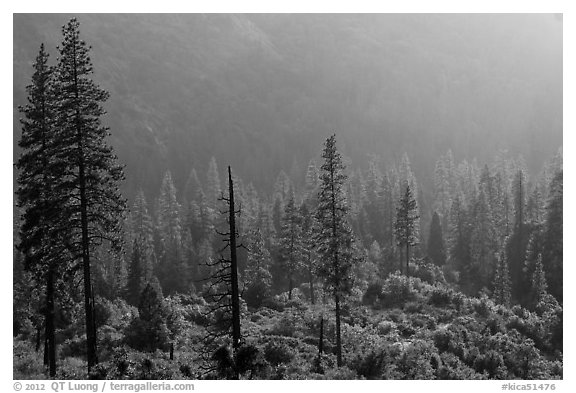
[52,18,127,371]
[315,135,358,367]
[279,193,304,299]
[16,43,62,377]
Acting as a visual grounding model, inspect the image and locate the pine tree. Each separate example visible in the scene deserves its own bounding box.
[300,202,318,304]
[243,228,272,308]
[470,188,498,290]
[315,135,359,367]
[427,211,447,267]
[206,157,222,209]
[16,43,62,377]
[433,155,452,225]
[52,18,127,371]
[542,169,562,302]
[131,190,155,280]
[493,252,511,307]
[364,159,384,244]
[531,253,548,307]
[182,167,202,203]
[126,238,145,306]
[304,159,320,207]
[125,278,169,352]
[394,185,419,276]
[507,169,530,301]
[156,171,188,294]
[447,194,471,277]
[279,193,304,299]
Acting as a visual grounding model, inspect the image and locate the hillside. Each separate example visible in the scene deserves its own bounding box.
[13,14,562,198]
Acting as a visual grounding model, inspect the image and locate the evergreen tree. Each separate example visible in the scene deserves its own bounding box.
[271,195,283,236]
[447,194,471,277]
[125,238,145,306]
[469,188,498,291]
[279,193,305,299]
[16,43,62,377]
[427,211,447,267]
[530,253,548,307]
[315,135,359,367]
[243,228,272,308]
[304,159,320,207]
[507,169,530,301]
[542,170,562,302]
[433,155,452,226]
[493,252,511,307]
[206,157,221,209]
[131,190,155,280]
[125,279,169,352]
[394,185,419,276]
[182,167,202,203]
[156,171,188,294]
[364,159,384,245]
[157,171,182,245]
[52,18,127,371]
[300,202,318,304]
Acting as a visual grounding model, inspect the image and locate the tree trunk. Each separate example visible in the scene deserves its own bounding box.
[228,166,241,380]
[288,276,293,300]
[406,243,410,277]
[318,316,324,354]
[80,164,97,372]
[46,265,56,377]
[170,343,174,360]
[35,324,41,353]
[309,266,315,305]
[335,294,342,367]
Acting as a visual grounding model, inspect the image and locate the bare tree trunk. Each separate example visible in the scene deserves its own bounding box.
[228,166,241,380]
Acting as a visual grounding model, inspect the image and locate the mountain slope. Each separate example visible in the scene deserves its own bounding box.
[13,14,562,198]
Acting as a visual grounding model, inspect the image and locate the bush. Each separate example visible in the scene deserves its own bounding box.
[379,273,416,308]
[264,341,295,366]
[396,340,438,379]
[13,340,45,379]
[362,282,383,306]
[410,261,447,285]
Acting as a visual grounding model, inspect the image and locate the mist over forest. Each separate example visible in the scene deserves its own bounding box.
[13,14,562,381]
[14,14,562,198]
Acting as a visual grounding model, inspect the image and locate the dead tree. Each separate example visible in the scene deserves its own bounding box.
[199,166,243,379]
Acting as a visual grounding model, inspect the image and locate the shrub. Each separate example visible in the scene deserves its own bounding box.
[13,340,45,379]
[264,341,295,366]
[379,273,416,308]
[410,261,447,285]
[362,282,383,306]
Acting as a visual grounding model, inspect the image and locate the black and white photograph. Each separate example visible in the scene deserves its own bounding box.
[11,10,564,382]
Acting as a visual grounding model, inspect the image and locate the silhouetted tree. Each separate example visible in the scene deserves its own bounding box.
[52,18,127,371]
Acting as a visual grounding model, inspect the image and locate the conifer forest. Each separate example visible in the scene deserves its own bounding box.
[13,14,562,380]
